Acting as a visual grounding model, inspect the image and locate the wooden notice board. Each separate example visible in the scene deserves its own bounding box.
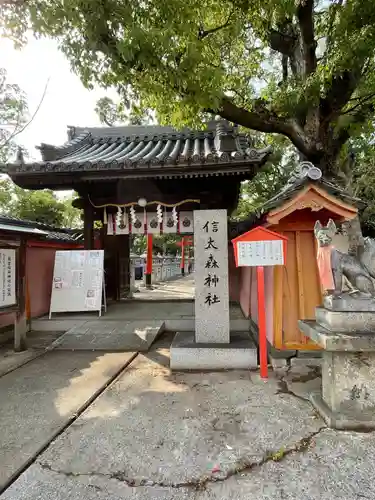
[49,250,105,317]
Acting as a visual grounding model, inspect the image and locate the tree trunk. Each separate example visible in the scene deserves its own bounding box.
[342,215,365,258]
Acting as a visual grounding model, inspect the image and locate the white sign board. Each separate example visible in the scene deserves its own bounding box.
[194,209,230,343]
[49,250,104,317]
[237,240,284,267]
[0,249,16,308]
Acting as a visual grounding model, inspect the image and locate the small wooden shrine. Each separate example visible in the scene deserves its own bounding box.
[230,162,363,352]
[3,120,271,300]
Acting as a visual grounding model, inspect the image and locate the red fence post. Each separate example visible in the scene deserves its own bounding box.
[257,265,268,378]
[145,234,153,287]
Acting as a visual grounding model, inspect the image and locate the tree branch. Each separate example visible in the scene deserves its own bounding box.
[340,93,375,116]
[333,102,374,153]
[198,11,234,40]
[268,29,297,56]
[0,77,50,150]
[213,97,312,157]
[320,67,363,123]
[296,0,317,74]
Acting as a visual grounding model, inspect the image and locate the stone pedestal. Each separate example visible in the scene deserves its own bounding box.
[170,331,257,370]
[299,315,375,430]
[170,209,256,371]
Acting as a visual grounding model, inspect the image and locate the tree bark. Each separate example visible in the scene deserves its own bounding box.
[343,215,364,258]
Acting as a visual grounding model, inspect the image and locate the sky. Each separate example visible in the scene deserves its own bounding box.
[1,35,117,161]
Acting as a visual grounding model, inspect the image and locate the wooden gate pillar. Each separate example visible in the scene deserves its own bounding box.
[14,238,27,352]
[83,201,94,250]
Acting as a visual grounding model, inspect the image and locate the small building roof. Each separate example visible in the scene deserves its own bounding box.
[0,215,83,244]
[2,120,272,188]
[230,162,363,238]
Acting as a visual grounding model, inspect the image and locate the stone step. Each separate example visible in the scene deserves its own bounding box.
[170,331,258,370]
[50,320,165,351]
[31,317,250,334]
[164,318,249,332]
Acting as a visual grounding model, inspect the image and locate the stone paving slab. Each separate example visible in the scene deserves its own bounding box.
[1,465,194,500]
[51,320,164,351]
[28,319,90,333]
[0,332,65,377]
[6,342,372,499]
[134,275,195,301]
[0,348,40,378]
[0,351,135,491]
[201,428,375,499]
[2,348,324,499]
[32,299,246,324]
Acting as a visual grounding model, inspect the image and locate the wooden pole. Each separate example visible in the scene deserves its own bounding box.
[14,239,27,352]
[257,265,268,378]
[26,276,31,332]
[180,236,185,275]
[83,201,94,250]
[145,234,153,288]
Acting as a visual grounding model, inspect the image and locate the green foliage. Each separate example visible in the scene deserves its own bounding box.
[0,177,82,228]
[132,234,184,256]
[232,134,298,219]
[335,132,375,237]
[3,0,375,164]
[95,97,152,126]
[0,68,27,162]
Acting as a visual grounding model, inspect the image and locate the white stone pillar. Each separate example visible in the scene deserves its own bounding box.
[194,209,230,343]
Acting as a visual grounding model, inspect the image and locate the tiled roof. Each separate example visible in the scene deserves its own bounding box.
[0,215,83,243]
[4,121,272,178]
[230,162,364,238]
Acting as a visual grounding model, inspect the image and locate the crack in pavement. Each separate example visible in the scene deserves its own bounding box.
[38,427,326,492]
[275,377,312,403]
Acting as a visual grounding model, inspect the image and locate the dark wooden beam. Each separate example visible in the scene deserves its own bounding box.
[83,201,94,250]
[14,238,27,352]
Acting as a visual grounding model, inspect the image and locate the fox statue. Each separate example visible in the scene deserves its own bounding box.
[314,219,375,297]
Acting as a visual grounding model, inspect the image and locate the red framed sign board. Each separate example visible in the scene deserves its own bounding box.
[232,227,288,378]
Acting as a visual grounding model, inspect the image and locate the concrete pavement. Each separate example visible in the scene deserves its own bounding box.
[0,350,136,491]
[1,335,375,499]
[133,275,195,300]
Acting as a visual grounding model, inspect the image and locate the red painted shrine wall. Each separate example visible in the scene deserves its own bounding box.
[0,240,83,331]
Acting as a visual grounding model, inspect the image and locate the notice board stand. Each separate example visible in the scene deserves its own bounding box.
[49,250,106,318]
[232,227,288,378]
[0,238,25,351]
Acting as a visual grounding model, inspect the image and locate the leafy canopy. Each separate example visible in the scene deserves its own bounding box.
[95,96,152,126]
[0,67,27,163]
[2,0,375,171]
[0,177,82,227]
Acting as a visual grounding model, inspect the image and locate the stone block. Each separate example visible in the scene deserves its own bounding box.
[321,350,375,415]
[301,319,375,429]
[51,320,165,351]
[170,331,257,370]
[316,307,375,333]
[323,294,375,312]
[309,392,375,430]
[194,210,230,344]
[269,356,288,370]
[299,320,375,351]
[296,350,322,358]
[290,357,321,368]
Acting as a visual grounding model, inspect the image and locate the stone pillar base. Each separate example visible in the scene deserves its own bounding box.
[300,319,375,430]
[310,392,375,430]
[145,273,152,289]
[170,331,257,371]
